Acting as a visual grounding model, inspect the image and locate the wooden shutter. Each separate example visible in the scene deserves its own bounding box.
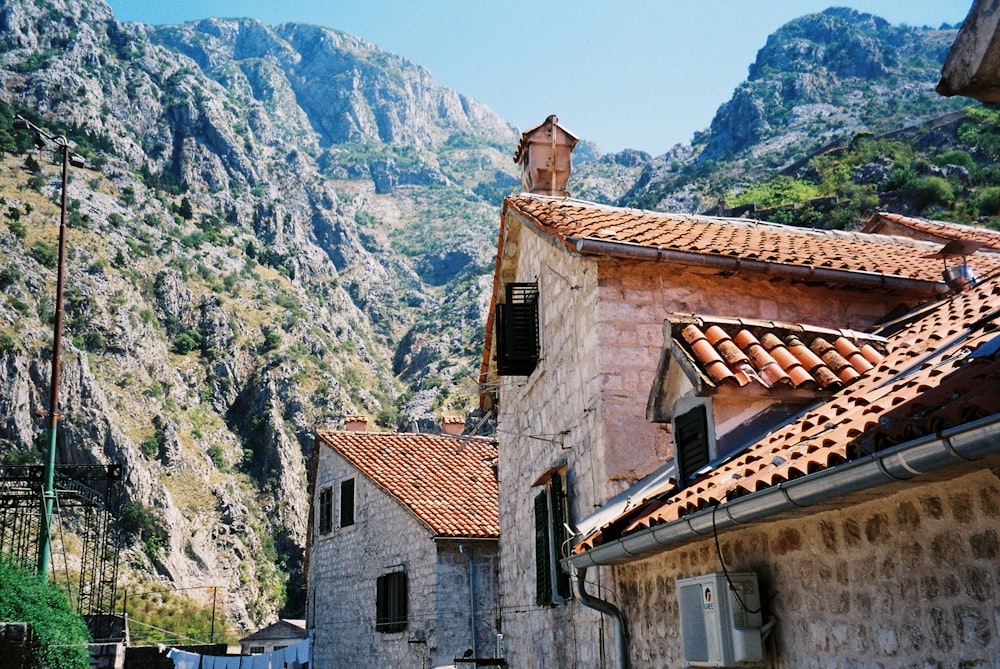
[376,571,407,633]
[318,487,333,534]
[497,283,539,376]
[340,478,355,527]
[549,473,571,600]
[534,490,552,606]
[675,405,710,487]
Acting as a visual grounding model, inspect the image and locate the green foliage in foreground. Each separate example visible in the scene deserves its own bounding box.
[0,560,90,669]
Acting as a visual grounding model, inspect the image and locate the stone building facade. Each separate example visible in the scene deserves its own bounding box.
[479,192,980,667]
[306,423,500,668]
[614,470,1000,666]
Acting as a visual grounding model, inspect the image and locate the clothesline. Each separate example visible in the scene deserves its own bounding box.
[166,635,311,669]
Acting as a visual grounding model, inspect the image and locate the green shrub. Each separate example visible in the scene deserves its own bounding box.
[30,241,58,268]
[911,176,954,208]
[172,329,203,354]
[973,186,1000,217]
[0,561,90,669]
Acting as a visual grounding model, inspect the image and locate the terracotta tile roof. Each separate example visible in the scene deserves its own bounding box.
[864,212,1000,251]
[670,315,887,393]
[316,430,499,539]
[506,195,1000,284]
[576,271,1000,554]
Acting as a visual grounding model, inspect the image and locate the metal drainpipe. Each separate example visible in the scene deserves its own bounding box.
[570,565,629,669]
[458,543,477,660]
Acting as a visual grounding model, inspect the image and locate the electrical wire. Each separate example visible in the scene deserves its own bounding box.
[711,502,761,615]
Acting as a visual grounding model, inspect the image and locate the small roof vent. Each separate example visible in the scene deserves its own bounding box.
[923,239,985,293]
[514,115,578,197]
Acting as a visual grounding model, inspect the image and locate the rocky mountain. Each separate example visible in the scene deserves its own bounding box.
[595,8,970,212]
[0,0,516,634]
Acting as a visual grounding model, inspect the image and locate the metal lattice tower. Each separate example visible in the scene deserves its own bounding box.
[0,464,124,640]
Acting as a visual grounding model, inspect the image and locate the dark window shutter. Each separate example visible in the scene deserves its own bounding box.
[675,405,710,487]
[319,487,333,534]
[497,283,539,376]
[534,490,552,606]
[340,478,355,527]
[549,473,571,600]
[376,571,407,633]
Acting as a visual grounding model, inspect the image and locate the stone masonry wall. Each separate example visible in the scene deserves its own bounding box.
[308,445,498,668]
[594,258,916,482]
[497,223,607,668]
[613,469,1000,668]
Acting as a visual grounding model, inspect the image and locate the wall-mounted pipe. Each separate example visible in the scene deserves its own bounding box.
[566,413,1000,569]
[570,565,629,669]
[458,543,477,661]
[568,237,947,298]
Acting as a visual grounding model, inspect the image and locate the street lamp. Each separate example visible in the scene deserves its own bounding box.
[12,114,86,582]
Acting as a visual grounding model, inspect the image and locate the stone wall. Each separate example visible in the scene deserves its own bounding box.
[308,444,500,668]
[613,469,1000,668]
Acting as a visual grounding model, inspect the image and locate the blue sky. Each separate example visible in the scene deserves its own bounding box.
[106,0,969,156]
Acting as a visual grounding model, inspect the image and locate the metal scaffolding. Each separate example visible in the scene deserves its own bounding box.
[0,463,125,641]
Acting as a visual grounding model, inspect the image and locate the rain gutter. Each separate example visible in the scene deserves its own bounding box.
[567,237,948,298]
[570,565,629,669]
[565,413,1000,569]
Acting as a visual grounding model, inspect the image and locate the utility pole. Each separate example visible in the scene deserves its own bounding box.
[12,115,85,581]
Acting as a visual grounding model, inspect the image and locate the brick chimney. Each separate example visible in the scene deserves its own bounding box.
[514,115,578,197]
[441,416,465,436]
[344,414,369,432]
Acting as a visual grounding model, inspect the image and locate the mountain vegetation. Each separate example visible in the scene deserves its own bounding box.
[0,0,989,640]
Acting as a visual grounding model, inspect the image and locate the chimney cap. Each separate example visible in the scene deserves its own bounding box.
[343,414,370,432]
[513,115,579,164]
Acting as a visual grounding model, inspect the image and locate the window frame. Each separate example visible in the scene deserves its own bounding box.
[673,400,714,488]
[339,477,355,528]
[375,570,408,633]
[318,486,333,535]
[534,470,571,606]
[496,282,540,376]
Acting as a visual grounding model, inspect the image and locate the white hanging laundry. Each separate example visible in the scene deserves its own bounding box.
[166,649,200,669]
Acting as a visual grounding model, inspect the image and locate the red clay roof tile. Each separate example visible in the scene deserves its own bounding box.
[316,430,499,539]
[506,196,1000,284]
[864,212,1000,251]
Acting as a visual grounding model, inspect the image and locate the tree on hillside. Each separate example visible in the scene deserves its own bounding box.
[0,561,90,669]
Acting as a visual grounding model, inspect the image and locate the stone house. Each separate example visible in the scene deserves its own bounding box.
[305,416,501,669]
[239,618,307,657]
[479,121,1000,667]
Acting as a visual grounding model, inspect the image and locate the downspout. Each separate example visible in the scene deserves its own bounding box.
[568,237,947,298]
[570,565,629,669]
[566,413,1000,568]
[458,543,477,660]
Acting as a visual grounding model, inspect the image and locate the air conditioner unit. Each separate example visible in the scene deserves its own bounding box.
[677,572,764,667]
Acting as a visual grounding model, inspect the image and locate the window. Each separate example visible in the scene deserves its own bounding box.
[675,405,710,488]
[318,486,333,534]
[249,646,264,654]
[496,282,539,376]
[534,471,570,606]
[340,478,355,527]
[376,571,408,633]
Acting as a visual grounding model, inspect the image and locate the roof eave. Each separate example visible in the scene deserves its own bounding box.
[564,413,1000,569]
[568,236,948,298]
